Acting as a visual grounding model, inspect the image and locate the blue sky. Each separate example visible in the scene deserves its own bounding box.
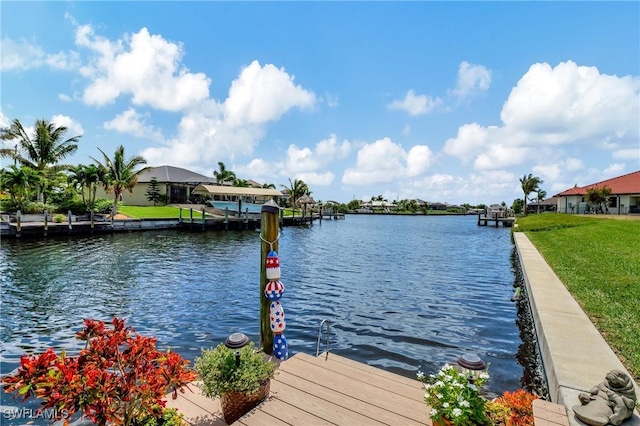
[1,1,639,205]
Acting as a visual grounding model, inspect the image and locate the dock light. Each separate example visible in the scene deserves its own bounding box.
[457,354,486,382]
[225,332,250,367]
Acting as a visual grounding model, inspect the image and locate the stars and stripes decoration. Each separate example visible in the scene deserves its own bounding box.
[265,280,285,301]
[273,334,288,360]
[266,250,280,280]
[265,249,288,360]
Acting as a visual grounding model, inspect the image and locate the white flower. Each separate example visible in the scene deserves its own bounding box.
[443,402,449,408]
[452,408,462,417]
[460,400,470,408]
[430,409,438,417]
[436,393,443,399]
[417,371,425,380]
[467,383,477,391]
[435,381,444,387]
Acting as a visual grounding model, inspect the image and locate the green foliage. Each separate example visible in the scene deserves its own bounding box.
[21,202,55,214]
[145,177,163,206]
[53,214,66,223]
[195,342,276,398]
[512,198,524,214]
[213,161,236,185]
[518,214,640,377]
[92,145,147,216]
[585,185,612,212]
[137,406,184,426]
[519,174,544,216]
[347,199,361,210]
[93,198,114,214]
[337,203,349,214]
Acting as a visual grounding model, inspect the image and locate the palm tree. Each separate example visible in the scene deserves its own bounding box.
[280,178,310,209]
[0,165,41,210]
[262,183,276,189]
[1,119,81,202]
[534,189,547,214]
[67,164,102,210]
[213,162,236,186]
[519,174,543,216]
[1,119,81,171]
[233,178,250,188]
[92,145,148,217]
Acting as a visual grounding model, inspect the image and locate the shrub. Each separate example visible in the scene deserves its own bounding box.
[93,198,115,214]
[492,389,538,426]
[55,198,87,215]
[2,317,196,425]
[53,214,66,223]
[23,202,57,214]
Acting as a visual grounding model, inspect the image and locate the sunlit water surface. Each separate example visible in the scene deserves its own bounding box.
[0,214,523,418]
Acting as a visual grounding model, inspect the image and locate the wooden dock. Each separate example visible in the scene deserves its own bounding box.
[167,352,429,425]
[477,215,515,227]
[167,352,569,426]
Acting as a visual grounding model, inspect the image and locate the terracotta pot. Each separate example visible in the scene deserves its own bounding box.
[433,417,454,426]
[220,380,270,424]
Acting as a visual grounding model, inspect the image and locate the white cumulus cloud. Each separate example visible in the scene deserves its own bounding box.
[103,108,164,142]
[1,37,79,71]
[452,61,492,99]
[444,61,640,175]
[342,137,433,185]
[76,25,210,111]
[224,61,316,126]
[51,114,84,137]
[388,90,442,116]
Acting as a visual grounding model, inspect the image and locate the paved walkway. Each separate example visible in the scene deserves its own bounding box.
[514,232,639,426]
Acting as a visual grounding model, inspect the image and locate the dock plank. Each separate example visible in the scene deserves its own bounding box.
[293,352,423,400]
[247,398,332,426]
[276,369,426,426]
[281,356,427,422]
[304,352,423,389]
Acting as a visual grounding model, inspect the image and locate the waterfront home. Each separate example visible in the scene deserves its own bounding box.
[526,196,559,214]
[94,165,216,206]
[554,170,640,214]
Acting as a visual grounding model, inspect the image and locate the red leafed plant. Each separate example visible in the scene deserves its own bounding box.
[493,389,539,426]
[2,317,196,426]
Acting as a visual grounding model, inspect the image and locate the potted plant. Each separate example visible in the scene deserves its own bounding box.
[195,341,276,424]
[418,364,491,426]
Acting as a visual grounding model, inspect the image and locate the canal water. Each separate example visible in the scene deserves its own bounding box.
[0,214,523,411]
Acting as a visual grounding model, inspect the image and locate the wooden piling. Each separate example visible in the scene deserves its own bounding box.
[260,199,279,355]
[44,210,48,236]
[202,207,206,230]
[68,210,72,232]
[16,210,21,236]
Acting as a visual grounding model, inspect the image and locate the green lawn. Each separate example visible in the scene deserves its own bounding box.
[118,205,196,219]
[514,214,640,378]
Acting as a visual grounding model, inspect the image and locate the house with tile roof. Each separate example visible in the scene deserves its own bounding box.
[95,165,216,206]
[554,170,640,214]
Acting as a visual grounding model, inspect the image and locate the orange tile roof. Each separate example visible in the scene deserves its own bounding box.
[556,170,640,196]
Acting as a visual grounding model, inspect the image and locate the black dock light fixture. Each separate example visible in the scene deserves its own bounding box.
[457,354,486,382]
[225,332,250,367]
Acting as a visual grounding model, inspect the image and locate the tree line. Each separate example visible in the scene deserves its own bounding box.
[1,117,315,216]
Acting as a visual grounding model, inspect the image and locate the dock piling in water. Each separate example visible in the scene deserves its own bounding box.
[260,200,279,355]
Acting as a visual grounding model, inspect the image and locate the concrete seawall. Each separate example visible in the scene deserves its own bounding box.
[513,232,639,426]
